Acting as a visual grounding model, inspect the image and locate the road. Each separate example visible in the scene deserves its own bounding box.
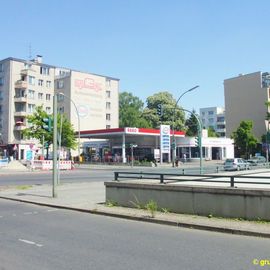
[0,163,268,187]
[0,199,269,270]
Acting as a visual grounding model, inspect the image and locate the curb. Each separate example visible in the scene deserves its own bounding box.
[0,195,269,239]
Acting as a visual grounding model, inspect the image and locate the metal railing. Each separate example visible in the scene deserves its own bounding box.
[114,171,270,188]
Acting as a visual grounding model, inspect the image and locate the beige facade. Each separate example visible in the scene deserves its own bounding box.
[55,70,119,132]
[224,72,270,139]
[0,56,119,159]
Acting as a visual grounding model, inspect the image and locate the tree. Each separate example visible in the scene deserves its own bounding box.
[119,92,151,128]
[231,120,258,159]
[22,106,77,156]
[142,91,185,130]
[185,110,199,136]
[207,126,219,137]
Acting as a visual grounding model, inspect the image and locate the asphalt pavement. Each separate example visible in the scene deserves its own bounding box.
[0,160,270,238]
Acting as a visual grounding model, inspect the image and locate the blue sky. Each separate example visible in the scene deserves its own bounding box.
[1,0,269,111]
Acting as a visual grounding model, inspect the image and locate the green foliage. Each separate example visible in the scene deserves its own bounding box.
[185,110,199,136]
[143,92,185,129]
[231,120,258,158]
[145,200,158,218]
[119,92,151,128]
[129,194,145,209]
[22,106,76,150]
[207,126,219,137]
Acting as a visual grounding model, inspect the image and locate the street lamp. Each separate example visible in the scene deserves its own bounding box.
[172,85,199,167]
[265,120,269,166]
[58,92,81,164]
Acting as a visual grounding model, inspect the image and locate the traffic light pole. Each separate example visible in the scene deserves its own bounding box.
[52,94,58,198]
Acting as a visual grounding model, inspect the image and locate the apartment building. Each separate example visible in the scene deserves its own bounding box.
[0,56,119,159]
[199,107,226,137]
[224,72,270,139]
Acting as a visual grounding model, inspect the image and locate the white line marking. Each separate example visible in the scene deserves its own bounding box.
[18,239,43,247]
[23,212,33,215]
[47,209,58,212]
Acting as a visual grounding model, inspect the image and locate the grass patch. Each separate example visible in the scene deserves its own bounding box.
[16,185,32,190]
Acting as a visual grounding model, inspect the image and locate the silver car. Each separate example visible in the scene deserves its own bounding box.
[224,158,250,171]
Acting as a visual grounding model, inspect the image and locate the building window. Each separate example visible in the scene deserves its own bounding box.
[202,112,205,116]
[57,94,64,102]
[208,111,214,115]
[0,77,4,86]
[40,66,50,75]
[46,81,51,88]
[28,76,35,85]
[0,105,2,113]
[46,107,51,114]
[0,91,2,100]
[57,80,64,89]
[106,102,111,109]
[46,94,51,101]
[38,93,43,100]
[28,104,35,113]
[106,113,111,121]
[106,90,111,98]
[209,118,214,123]
[0,63,3,72]
[28,90,35,99]
[106,78,111,87]
[38,79,44,86]
[106,125,111,129]
[217,116,225,122]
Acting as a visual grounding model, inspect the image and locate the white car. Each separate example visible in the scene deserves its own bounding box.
[224,158,250,171]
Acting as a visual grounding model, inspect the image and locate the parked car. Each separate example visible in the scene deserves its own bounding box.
[224,158,250,171]
[247,156,266,166]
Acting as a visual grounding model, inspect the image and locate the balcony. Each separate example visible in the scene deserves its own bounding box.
[14,95,27,103]
[14,125,26,131]
[15,80,27,89]
[14,111,27,117]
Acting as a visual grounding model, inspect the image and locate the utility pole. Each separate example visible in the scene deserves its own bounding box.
[52,95,58,198]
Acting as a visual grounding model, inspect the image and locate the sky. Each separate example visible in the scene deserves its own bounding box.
[1,0,270,112]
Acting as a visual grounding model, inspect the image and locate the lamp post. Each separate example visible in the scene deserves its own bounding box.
[58,92,81,164]
[172,85,199,167]
[265,120,269,167]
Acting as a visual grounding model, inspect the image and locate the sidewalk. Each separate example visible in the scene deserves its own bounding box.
[0,181,270,238]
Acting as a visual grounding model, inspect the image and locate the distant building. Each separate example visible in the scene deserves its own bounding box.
[224,72,270,139]
[0,56,119,160]
[199,107,226,137]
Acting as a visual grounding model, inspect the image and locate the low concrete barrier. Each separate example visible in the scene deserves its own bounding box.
[105,181,270,220]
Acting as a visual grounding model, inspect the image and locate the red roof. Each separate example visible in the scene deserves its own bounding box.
[79,127,185,137]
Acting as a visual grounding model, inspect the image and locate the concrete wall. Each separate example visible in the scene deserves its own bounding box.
[105,181,270,220]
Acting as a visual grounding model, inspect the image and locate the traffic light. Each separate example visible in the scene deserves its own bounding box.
[42,117,52,132]
[195,136,201,148]
[157,104,163,116]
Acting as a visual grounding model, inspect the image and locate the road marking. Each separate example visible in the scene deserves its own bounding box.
[23,212,33,215]
[18,239,43,247]
[47,209,58,212]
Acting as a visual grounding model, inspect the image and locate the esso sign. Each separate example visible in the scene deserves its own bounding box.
[125,127,138,133]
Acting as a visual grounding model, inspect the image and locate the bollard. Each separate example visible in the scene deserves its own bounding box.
[160,174,164,184]
[216,166,219,173]
[230,176,234,187]
[182,169,185,175]
[114,172,119,181]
